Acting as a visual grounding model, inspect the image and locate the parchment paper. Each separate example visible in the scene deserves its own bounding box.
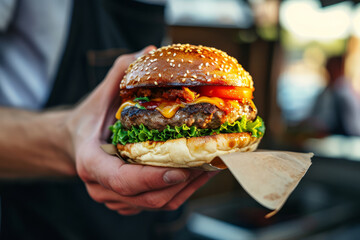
[216,150,312,217]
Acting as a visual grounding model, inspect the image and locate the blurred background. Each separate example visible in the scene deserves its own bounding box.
[147,0,360,239]
[2,0,360,239]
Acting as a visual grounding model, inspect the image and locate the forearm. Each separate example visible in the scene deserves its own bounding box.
[0,107,76,178]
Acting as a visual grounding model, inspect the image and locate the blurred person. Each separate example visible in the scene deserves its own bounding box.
[0,0,216,239]
[302,37,360,136]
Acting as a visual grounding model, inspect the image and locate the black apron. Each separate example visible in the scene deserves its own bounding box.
[0,1,182,239]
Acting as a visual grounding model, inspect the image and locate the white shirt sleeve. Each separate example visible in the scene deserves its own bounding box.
[0,0,73,110]
[0,0,17,32]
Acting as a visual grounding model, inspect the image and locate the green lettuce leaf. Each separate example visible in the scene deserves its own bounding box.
[134,96,150,102]
[109,116,265,145]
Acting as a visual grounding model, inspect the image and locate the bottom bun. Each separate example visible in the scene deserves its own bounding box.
[117,132,261,168]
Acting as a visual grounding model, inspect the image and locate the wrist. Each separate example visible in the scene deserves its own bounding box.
[43,109,77,176]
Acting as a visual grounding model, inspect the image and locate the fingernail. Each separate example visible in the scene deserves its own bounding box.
[163,170,188,185]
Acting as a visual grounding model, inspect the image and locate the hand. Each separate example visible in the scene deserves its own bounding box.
[66,46,218,215]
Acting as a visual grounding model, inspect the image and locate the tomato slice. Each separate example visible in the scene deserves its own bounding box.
[197,86,253,100]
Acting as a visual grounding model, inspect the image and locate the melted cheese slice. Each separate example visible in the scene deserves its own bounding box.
[115,96,248,119]
[156,102,185,118]
[193,96,244,114]
[192,96,225,109]
[116,101,135,119]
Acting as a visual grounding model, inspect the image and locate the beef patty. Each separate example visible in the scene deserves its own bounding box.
[120,103,256,131]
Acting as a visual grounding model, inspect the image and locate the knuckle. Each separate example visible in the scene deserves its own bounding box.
[105,203,118,211]
[110,174,133,196]
[117,210,130,216]
[114,54,131,67]
[165,202,181,211]
[144,195,167,209]
[76,165,89,182]
[114,56,124,66]
[87,189,103,203]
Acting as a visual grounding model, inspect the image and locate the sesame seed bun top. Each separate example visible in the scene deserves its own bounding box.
[120,44,254,89]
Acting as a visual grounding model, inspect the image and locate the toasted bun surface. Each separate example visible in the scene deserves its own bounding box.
[120,44,253,89]
[117,132,261,168]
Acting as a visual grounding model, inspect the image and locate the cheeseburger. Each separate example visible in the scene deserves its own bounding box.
[109,44,265,168]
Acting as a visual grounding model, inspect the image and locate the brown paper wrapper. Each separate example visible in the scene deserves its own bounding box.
[101,144,312,216]
[217,150,312,217]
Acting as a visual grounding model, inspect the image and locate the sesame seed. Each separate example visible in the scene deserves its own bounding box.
[186,70,190,74]
[214,74,217,78]
[184,73,187,77]
[188,60,193,63]
[190,78,195,81]
[170,59,174,62]
[207,78,211,82]
[181,59,184,62]
[211,62,215,66]
[201,55,205,58]
[167,52,171,55]
[192,75,197,78]
[145,67,149,71]
[158,73,162,77]
[173,53,176,57]
[205,62,209,67]
[160,53,163,56]
[153,67,157,70]
[154,81,158,85]
[178,64,181,67]
[147,76,151,80]
[182,78,186,82]
[146,72,150,75]
[206,72,210,76]
[171,74,174,78]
